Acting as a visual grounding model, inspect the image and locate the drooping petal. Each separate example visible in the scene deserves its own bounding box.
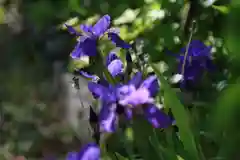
[108,32,131,49]
[70,36,87,59]
[70,36,97,59]
[107,59,124,77]
[140,75,159,97]
[106,51,119,66]
[65,24,81,36]
[79,70,99,82]
[99,102,117,132]
[143,104,172,128]
[128,72,142,88]
[88,82,116,102]
[119,87,154,106]
[92,14,111,37]
[66,151,78,160]
[77,143,100,160]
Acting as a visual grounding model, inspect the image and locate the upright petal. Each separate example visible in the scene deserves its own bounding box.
[77,143,100,160]
[143,104,172,128]
[107,59,124,77]
[106,51,119,66]
[108,32,131,49]
[92,15,111,37]
[99,102,117,132]
[80,24,93,33]
[128,72,142,88]
[140,75,159,97]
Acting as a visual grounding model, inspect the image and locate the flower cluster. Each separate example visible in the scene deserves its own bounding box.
[65,15,213,160]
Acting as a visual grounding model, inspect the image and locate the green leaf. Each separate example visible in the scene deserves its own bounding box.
[0,7,5,24]
[150,63,201,160]
[212,5,230,14]
[132,116,161,160]
[114,152,129,160]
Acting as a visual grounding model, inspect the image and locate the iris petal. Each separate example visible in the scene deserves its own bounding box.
[92,14,111,36]
[88,82,116,102]
[80,24,93,33]
[140,75,159,97]
[108,32,131,49]
[65,24,81,36]
[128,72,142,88]
[106,51,119,66]
[70,36,97,59]
[77,143,100,160]
[79,71,99,82]
[66,151,78,160]
[119,87,154,106]
[107,59,124,77]
[99,102,117,132]
[143,104,172,128]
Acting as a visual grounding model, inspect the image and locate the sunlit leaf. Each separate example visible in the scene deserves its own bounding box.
[212,5,230,14]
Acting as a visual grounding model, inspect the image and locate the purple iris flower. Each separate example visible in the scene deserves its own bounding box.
[66,143,100,160]
[118,72,172,128]
[169,40,213,86]
[88,81,126,132]
[65,15,130,59]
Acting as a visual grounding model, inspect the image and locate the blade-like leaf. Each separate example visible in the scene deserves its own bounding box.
[151,63,201,160]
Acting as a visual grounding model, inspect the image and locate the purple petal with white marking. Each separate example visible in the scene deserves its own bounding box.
[99,102,117,132]
[92,15,111,36]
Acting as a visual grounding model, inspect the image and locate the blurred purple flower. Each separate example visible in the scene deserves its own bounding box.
[66,143,100,160]
[65,15,130,59]
[168,40,213,86]
[118,72,172,128]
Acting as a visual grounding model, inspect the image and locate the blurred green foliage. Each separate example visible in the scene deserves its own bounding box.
[1,0,240,159]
